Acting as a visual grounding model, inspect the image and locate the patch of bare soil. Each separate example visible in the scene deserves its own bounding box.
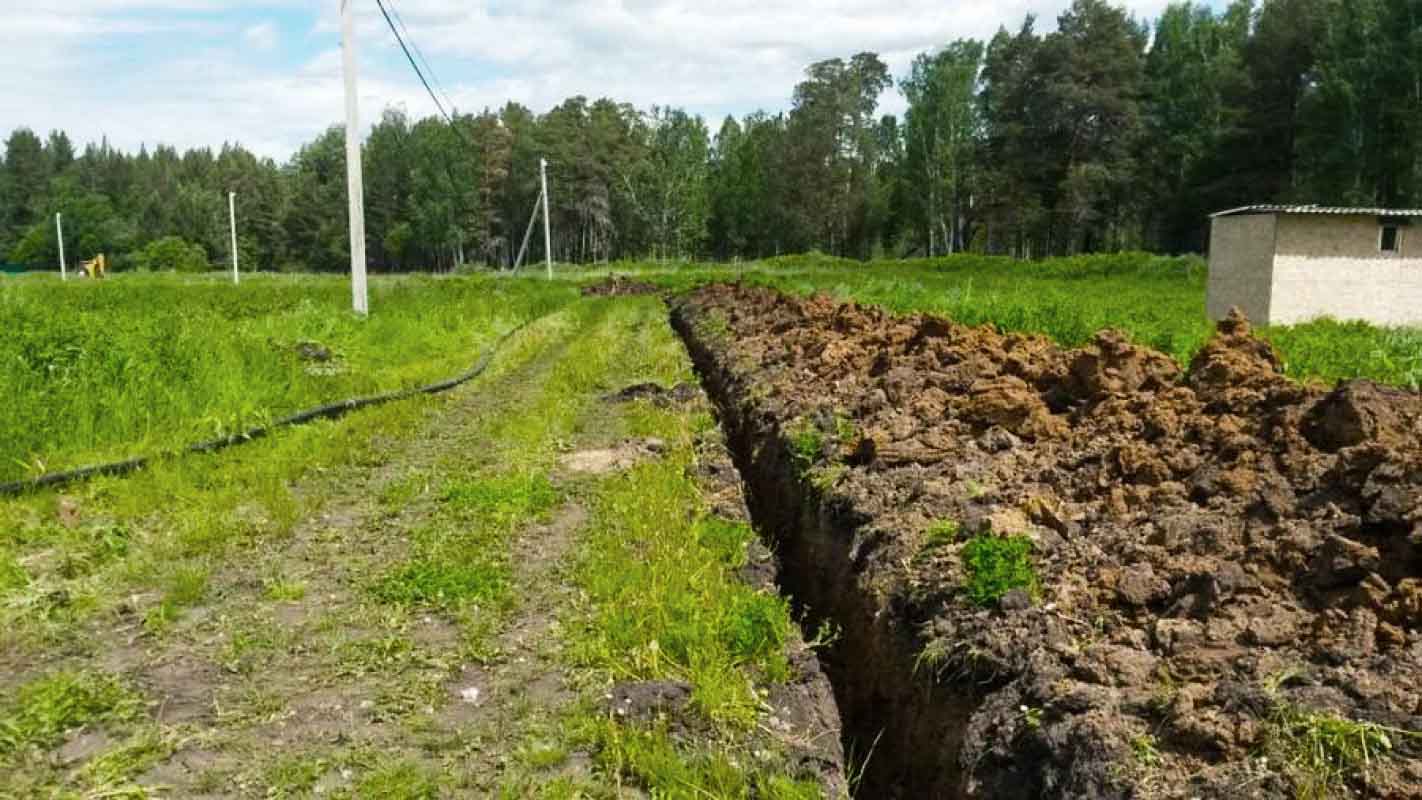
[581,275,660,297]
[672,286,1422,799]
[558,438,667,475]
[601,381,699,406]
[441,502,593,788]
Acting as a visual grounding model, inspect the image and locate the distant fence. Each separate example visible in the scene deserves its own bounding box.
[0,264,26,275]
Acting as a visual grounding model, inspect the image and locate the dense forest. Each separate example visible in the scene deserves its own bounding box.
[1,0,1419,271]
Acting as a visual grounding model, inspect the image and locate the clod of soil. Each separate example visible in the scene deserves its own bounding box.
[294,341,333,362]
[607,680,693,724]
[580,275,660,297]
[672,285,1422,799]
[602,382,700,406]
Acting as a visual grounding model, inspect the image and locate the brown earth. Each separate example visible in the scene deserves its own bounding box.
[671,285,1422,799]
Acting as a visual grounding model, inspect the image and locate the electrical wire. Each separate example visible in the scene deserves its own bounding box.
[385,0,457,115]
[373,0,454,124]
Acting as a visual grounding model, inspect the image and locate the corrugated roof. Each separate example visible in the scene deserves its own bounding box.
[1212,204,1422,218]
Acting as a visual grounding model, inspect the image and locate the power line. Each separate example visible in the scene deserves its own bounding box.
[373,0,454,125]
[384,0,457,115]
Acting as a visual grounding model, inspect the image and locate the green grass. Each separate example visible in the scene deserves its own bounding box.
[922,519,962,551]
[0,670,141,754]
[367,474,557,610]
[1266,698,1413,800]
[349,758,441,800]
[0,272,575,482]
[588,722,823,799]
[961,534,1038,607]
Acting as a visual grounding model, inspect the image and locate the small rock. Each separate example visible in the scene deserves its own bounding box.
[1117,563,1170,608]
[459,686,482,705]
[1153,618,1204,654]
[999,589,1033,612]
[977,426,1020,453]
[1245,611,1301,647]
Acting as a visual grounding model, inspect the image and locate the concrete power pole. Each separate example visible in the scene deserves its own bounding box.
[540,158,552,280]
[342,0,369,315]
[229,191,240,285]
[55,213,66,280]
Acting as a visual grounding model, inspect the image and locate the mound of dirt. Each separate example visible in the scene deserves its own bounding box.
[581,275,659,297]
[672,285,1422,799]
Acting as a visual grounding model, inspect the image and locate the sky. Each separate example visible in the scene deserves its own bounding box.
[1,0,1211,162]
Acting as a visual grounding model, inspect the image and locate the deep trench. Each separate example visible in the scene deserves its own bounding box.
[671,307,977,799]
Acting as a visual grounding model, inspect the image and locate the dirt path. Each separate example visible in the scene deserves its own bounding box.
[3,297,844,799]
[109,307,601,797]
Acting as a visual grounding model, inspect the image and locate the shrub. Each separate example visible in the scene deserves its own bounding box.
[133,236,209,273]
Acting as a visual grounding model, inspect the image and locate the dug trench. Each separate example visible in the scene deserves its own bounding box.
[670,284,1422,799]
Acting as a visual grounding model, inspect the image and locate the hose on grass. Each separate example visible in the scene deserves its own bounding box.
[0,320,535,498]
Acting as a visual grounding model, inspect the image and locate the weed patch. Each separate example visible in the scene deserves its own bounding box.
[0,671,141,754]
[961,534,1038,607]
[1266,699,1413,799]
[371,557,506,610]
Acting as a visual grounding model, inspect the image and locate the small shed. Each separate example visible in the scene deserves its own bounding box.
[1207,205,1422,327]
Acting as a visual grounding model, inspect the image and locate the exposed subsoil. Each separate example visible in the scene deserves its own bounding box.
[671,285,1422,799]
[580,275,660,297]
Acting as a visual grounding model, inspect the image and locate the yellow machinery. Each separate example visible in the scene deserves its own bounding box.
[79,254,107,279]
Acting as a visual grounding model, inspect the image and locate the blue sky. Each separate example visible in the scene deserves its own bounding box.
[2,1,1217,161]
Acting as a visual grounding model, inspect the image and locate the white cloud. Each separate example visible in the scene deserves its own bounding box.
[243,21,279,51]
[2,1,1188,160]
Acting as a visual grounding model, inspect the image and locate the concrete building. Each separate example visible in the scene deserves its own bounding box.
[1207,205,1422,326]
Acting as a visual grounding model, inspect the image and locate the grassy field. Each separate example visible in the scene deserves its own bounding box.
[0,296,826,797]
[0,273,575,482]
[2,255,1420,797]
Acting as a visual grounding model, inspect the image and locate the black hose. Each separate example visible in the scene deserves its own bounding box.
[0,321,534,498]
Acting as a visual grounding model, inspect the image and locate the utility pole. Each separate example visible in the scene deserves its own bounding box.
[228,191,240,285]
[342,0,369,315]
[540,157,552,280]
[55,213,66,280]
[513,188,542,272]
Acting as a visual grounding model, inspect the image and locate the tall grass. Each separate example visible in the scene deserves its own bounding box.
[0,273,574,482]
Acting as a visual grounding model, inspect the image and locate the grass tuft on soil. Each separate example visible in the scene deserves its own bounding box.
[1267,699,1413,800]
[961,533,1038,607]
[0,670,141,754]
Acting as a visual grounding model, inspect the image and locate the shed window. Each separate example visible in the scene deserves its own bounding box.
[1381,225,1400,252]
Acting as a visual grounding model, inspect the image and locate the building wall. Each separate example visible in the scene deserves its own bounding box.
[1269,215,1422,326]
[1207,213,1277,323]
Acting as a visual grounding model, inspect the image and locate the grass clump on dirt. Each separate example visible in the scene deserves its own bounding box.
[0,670,141,754]
[572,444,792,726]
[371,474,560,611]
[590,722,822,800]
[961,533,1038,607]
[923,519,962,550]
[1266,700,1411,800]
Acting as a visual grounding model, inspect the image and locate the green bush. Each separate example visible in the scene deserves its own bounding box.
[132,236,209,273]
[962,534,1038,607]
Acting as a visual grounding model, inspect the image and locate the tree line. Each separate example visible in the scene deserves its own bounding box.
[1,0,1418,271]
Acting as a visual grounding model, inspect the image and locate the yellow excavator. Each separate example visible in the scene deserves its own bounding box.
[79,254,107,279]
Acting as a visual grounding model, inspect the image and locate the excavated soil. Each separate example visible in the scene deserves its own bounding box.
[671,285,1422,799]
